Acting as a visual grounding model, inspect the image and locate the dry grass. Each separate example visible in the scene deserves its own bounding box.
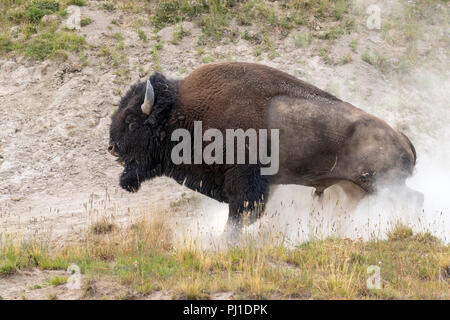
[1,218,448,299]
[90,219,116,235]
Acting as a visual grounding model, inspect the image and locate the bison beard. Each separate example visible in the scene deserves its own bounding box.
[109,62,421,234]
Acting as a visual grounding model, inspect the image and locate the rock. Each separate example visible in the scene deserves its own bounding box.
[10,195,23,202]
[63,63,83,74]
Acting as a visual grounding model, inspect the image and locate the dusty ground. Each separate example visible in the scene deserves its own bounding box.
[0,267,235,299]
[0,1,449,299]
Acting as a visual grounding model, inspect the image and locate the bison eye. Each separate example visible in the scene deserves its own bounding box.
[129,122,138,132]
[125,115,136,124]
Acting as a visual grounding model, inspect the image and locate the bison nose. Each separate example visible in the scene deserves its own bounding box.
[108,143,118,157]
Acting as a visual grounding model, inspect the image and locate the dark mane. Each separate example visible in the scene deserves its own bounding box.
[145,72,179,127]
[117,72,178,126]
[118,81,144,110]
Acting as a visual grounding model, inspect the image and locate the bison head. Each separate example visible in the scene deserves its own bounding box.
[109,72,177,192]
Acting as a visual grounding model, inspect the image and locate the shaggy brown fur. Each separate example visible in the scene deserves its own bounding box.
[109,62,421,232]
[177,62,340,131]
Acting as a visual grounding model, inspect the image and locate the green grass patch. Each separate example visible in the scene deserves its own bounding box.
[29,284,43,290]
[26,0,60,24]
[80,16,93,27]
[149,0,352,45]
[317,28,343,40]
[150,41,163,71]
[170,24,191,45]
[47,276,68,286]
[47,275,68,286]
[361,48,391,74]
[292,32,311,48]
[67,0,86,6]
[137,28,147,41]
[101,1,116,11]
[338,53,352,65]
[0,0,88,60]
[21,29,85,60]
[97,32,130,81]
[317,46,334,65]
[349,38,358,53]
[0,34,16,54]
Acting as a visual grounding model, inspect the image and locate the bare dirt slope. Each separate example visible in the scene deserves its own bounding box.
[0,7,206,240]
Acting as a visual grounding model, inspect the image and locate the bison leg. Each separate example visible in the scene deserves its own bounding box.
[223,165,269,233]
[314,187,325,197]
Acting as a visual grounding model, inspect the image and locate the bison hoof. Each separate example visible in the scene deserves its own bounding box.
[314,188,324,197]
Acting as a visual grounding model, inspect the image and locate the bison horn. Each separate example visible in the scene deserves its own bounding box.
[141,79,154,115]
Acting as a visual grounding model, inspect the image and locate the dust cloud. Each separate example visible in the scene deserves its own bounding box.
[176,5,450,248]
[187,67,450,248]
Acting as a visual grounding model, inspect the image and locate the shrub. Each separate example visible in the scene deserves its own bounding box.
[0,35,15,54]
[80,17,93,27]
[387,224,413,241]
[26,0,60,24]
[67,0,87,6]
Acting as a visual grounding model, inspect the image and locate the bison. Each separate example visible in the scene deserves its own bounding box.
[109,62,422,232]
